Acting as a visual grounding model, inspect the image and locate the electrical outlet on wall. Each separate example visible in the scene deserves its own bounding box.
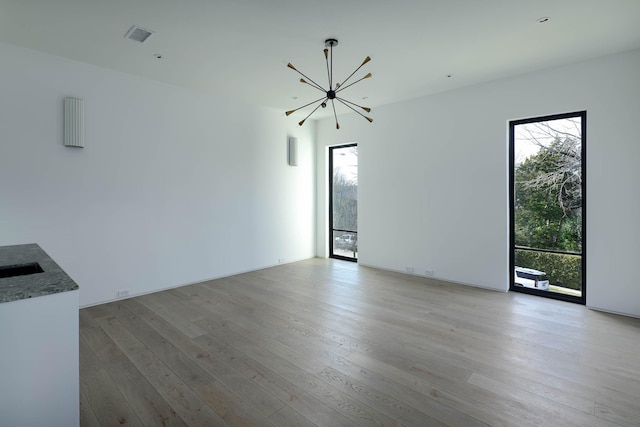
[117,290,129,298]
[424,270,434,277]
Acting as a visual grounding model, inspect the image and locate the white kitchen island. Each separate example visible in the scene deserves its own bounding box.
[0,243,79,427]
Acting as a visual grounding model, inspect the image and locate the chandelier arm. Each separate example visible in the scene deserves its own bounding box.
[286,95,331,116]
[335,73,372,94]
[335,97,371,113]
[298,98,328,126]
[331,99,340,129]
[337,56,371,89]
[300,79,328,94]
[297,72,325,92]
[324,49,331,90]
[330,43,334,89]
[288,63,326,92]
[336,98,373,123]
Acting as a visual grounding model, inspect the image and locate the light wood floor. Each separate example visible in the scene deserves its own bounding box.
[79,258,640,426]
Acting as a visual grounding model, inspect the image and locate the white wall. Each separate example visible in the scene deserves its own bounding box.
[317,48,640,318]
[0,42,316,307]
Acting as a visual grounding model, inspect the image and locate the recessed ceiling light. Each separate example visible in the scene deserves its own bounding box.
[153,54,163,60]
[447,74,453,78]
[537,17,550,24]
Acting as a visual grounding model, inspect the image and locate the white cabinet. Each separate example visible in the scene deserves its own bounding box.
[0,288,79,426]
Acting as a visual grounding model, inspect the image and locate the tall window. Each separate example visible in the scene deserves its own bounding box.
[329,144,358,261]
[509,111,586,304]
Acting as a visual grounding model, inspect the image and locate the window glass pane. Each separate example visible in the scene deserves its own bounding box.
[332,146,358,232]
[333,230,358,259]
[514,117,582,253]
[515,249,582,297]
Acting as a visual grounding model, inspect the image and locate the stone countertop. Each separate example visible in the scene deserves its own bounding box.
[0,243,79,304]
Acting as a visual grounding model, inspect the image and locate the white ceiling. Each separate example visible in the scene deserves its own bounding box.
[1,0,640,120]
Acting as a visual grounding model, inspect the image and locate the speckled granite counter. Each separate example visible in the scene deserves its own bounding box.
[0,243,79,303]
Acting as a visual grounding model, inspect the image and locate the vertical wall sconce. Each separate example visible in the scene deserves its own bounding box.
[288,137,298,166]
[64,97,85,148]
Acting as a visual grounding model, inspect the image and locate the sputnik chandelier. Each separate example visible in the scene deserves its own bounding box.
[286,38,373,129]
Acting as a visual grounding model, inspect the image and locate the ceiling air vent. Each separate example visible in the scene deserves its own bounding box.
[125,25,154,43]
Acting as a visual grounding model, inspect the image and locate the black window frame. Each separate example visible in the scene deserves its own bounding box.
[329,143,358,262]
[509,111,587,304]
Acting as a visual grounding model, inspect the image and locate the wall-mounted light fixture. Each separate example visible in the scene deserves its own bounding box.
[64,97,84,148]
[288,137,298,166]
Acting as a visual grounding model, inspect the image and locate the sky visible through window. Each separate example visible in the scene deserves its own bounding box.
[514,117,581,166]
[333,146,358,183]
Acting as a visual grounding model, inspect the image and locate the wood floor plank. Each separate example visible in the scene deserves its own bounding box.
[194,324,399,426]
[104,302,219,392]
[316,365,450,426]
[280,391,361,427]
[80,323,188,427]
[347,291,640,417]
[342,350,524,427]
[595,401,640,426]
[194,329,318,398]
[267,405,319,427]
[202,313,330,376]
[97,315,228,426]
[466,372,617,427]
[138,293,208,338]
[347,332,604,426]
[303,374,398,426]
[107,302,278,425]
[79,390,101,427]
[80,258,640,427]
[195,379,276,427]
[117,298,282,424]
[79,334,145,427]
